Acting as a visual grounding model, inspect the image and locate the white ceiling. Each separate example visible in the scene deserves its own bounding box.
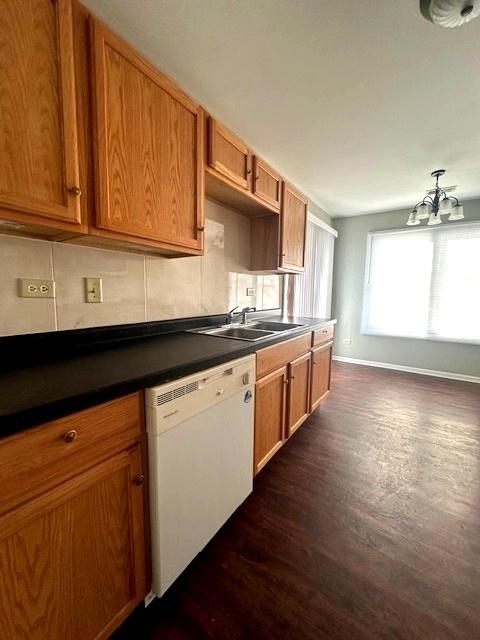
[82,0,480,217]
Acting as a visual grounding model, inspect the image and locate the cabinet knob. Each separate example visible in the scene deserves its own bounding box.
[64,429,77,443]
[68,186,82,196]
[281,252,286,257]
[197,226,205,232]
[134,474,145,486]
[255,175,259,181]
[247,169,252,175]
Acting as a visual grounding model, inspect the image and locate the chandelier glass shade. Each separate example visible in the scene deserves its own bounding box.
[406,170,465,227]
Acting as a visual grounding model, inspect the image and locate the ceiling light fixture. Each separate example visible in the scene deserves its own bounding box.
[406,170,465,227]
[420,0,480,28]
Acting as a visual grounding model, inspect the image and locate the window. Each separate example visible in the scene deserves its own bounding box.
[362,223,480,344]
[292,214,336,317]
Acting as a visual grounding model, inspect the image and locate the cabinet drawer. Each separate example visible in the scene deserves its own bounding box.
[256,333,312,379]
[312,325,334,347]
[0,393,143,515]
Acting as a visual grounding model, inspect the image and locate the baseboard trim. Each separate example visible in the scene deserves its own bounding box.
[332,356,480,384]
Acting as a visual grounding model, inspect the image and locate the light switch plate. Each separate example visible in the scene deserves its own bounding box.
[85,277,103,303]
[18,278,55,298]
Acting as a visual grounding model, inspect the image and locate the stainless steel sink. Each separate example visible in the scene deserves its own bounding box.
[247,321,305,332]
[206,327,275,341]
[192,325,276,341]
[187,319,306,342]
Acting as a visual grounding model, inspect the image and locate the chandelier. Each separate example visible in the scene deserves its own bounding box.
[420,0,480,28]
[406,170,465,226]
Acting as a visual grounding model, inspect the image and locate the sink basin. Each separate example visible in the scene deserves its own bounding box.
[187,319,306,342]
[247,321,305,332]
[201,326,275,341]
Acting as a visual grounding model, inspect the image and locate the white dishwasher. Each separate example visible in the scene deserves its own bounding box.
[145,354,255,597]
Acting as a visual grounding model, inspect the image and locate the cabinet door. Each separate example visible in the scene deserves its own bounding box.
[254,366,288,475]
[280,182,308,272]
[287,352,311,437]
[208,118,252,191]
[0,0,81,225]
[252,156,281,211]
[91,20,204,252]
[310,342,333,412]
[0,446,147,640]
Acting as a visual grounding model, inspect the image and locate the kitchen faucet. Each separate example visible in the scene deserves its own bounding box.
[226,306,256,325]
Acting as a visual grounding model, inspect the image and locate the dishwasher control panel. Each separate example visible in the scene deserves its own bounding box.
[145,354,256,435]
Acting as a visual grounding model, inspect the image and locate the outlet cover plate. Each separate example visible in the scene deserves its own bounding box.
[18,278,55,298]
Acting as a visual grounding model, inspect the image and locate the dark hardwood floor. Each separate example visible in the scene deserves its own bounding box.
[113,362,480,640]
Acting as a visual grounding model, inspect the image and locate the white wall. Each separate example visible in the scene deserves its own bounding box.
[0,200,282,336]
[332,199,480,378]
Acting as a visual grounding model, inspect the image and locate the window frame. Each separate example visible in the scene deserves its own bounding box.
[361,221,480,346]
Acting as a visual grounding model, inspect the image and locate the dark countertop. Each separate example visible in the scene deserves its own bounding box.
[0,315,335,438]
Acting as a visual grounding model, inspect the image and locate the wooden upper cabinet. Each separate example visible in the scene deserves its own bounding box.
[252,156,281,211]
[0,0,82,229]
[280,182,308,272]
[207,118,252,191]
[287,352,311,437]
[90,19,204,253]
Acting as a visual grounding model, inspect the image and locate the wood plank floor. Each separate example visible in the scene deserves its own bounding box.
[113,362,480,639]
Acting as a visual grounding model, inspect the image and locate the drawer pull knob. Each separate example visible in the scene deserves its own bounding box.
[64,429,77,443]
[134,474,145,486]
[68,186,81,196]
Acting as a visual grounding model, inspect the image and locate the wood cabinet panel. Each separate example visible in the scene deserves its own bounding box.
[91,19,204,252]
[287,352,311,437]
[0,445,147,640]
[280,182,307,272]
[254,367,288,475]
[0,393,143,516]
[207,118,251,190]
[312,324,334,347]
[0,0,82,228]
[252,156,281,211]
[256,333,312,379]
[250,214,280,271]
[310,341,333,412]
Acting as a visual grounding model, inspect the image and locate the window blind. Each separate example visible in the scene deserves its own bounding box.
[362,222,480,344]
[293,217,336,318]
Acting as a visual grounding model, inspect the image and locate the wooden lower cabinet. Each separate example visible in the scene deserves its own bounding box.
[287,352,311,437]
[310,341,333,412]
[0,395,148,640]
[254,329,334,474]
[254,366,288,475]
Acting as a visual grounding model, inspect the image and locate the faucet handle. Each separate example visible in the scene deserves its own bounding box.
[228,306,239,314]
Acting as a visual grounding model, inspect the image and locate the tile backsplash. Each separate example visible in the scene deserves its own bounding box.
[0,200,282,336]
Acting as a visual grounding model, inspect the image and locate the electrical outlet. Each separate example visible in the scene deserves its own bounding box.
[246,287,255,296]
[18,278,55,298]
[343,338,351,345]
[85,277,103,303]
